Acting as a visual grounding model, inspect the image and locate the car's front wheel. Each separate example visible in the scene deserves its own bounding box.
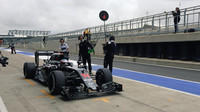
[48,70,66,95]
[96,68,113,87]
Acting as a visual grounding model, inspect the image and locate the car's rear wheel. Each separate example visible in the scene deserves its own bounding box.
[96,68,113,87]
[23,62,36,79]
[48,70,66,95]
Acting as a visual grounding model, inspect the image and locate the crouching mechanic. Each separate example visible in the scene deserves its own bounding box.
[78,35,94,74]
[59,39,69,61]
[103,36,117,73]
[0,51,9,67]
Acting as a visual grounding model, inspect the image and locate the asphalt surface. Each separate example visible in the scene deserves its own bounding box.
[70,54,200,83]
[1,48,200,112]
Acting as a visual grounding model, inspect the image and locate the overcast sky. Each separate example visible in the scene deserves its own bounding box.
[0,0,199,34]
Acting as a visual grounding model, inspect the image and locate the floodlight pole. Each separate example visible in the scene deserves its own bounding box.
[104,21,106,42]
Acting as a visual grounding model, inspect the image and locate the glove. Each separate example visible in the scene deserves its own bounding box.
[88,49,94,54]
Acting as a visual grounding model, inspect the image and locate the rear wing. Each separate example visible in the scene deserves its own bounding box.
[35,50,57,67]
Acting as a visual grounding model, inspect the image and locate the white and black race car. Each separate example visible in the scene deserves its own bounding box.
[23,50,122,99]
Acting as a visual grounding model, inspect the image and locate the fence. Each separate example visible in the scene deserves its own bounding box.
[49,5,200,40]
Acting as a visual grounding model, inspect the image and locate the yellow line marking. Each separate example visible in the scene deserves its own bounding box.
[24,79,35,85]
[37,90,55,99]
[36,96,48,98]
[168,99,173,101]
[93,97,110,103]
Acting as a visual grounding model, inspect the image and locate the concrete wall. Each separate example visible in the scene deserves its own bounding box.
[115,32,200,43]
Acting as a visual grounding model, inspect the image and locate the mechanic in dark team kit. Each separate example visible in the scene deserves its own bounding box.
[0,50,9,67]
[78,35,94,74]
[103,36,117,73]
[59,39,69,60]
[8,42,16,54]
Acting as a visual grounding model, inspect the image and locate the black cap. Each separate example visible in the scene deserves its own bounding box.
[109,36,115,41]
[78,35,83,40]
[60,39,64,42]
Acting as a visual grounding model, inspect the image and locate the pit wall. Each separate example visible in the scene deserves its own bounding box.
[14,37,106,55]
[14,31,200,62]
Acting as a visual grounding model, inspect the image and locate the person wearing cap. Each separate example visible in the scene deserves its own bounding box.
[78,35,94,74]
[83,28,92,42]
[59,39,69,60]
[103,36,117,73]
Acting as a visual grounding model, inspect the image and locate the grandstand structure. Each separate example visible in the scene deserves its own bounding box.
[0,30,50,45]
[8,30,50,38]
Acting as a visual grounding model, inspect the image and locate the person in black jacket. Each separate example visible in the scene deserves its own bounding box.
[103,36,117,73]
[78,35,94,74]
[172,7,181,33]
[0,51,9,67]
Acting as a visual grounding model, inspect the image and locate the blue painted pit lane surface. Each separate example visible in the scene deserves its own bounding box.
[16,51,34,56]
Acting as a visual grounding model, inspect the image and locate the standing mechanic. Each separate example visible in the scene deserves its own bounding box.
[78,35,94,74]
[59,39,69,60]
[103,36,117,73]
[8,42,16,54]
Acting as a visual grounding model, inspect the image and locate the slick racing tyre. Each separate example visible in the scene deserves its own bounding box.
[23,62,36,79]
[48,70,66,95]
[96,68,113,87]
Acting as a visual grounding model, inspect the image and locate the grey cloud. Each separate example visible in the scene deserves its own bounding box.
[0,0,199,34]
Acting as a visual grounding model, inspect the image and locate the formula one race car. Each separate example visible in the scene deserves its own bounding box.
[23,50,122,99]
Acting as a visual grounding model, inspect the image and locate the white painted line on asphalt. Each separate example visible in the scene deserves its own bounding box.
[114,75,200,98]
[113,66,200,84]
[0,97,8,112]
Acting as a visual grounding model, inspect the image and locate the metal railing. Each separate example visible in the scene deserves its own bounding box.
[49,5,200,39]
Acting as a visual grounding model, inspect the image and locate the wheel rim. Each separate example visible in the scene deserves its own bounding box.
[96,70,104,86]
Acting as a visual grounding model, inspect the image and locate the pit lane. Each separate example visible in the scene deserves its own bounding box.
[0,48,200,112]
